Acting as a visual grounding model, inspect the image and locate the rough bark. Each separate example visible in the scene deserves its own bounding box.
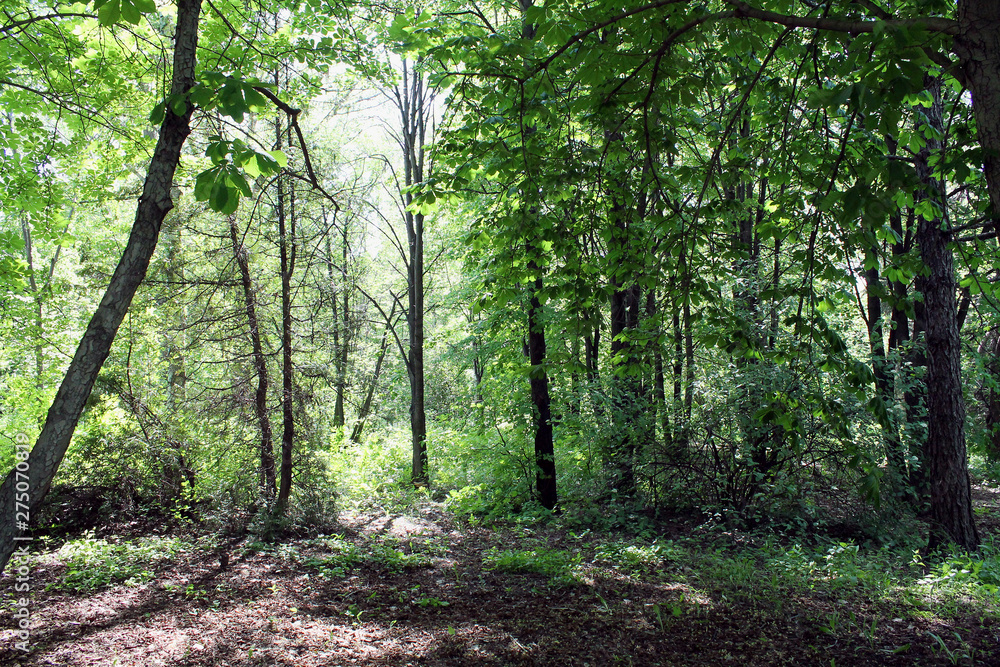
[229,217,276,497]
[914,75,979,550]
[955,1,1000,222]
[0,0,201,573]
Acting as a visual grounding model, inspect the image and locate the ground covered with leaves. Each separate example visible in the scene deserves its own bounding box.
[3,492,1000,666]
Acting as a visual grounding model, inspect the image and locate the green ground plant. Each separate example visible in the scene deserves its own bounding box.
[484,546,583,587]
[45,535,187,592]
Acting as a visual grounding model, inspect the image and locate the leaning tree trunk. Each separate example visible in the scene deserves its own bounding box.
[229,216,277,497]
[0,0,202,573]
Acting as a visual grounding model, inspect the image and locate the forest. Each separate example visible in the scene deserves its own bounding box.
[2,0,1000,664]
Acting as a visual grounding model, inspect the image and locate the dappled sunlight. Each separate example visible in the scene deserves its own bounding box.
[4,500,1000,665]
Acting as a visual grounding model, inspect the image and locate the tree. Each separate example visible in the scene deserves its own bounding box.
[0,0,203,572]
[406,0,996,547]
[374,52,437,486]
[229,214,277,497]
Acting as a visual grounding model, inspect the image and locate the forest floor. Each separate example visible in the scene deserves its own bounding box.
[3,487,1000,666]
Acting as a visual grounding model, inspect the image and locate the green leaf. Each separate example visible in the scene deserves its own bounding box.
[194,168,220,202]
[97,0,121,25]
[227,171,252,198]
[243,87,269,111]
[269,150,288,168]
[120,0,141,24]
[209,183,231,213]
[149,101,166,126]
[170,95,188,116]
[242,154,262,178]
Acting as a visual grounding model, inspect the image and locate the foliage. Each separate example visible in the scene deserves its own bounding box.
[484,546,582,587]
[262,534,430,579]
[46,535,187,592]
[3,0,1000,571]
[593,540,684,575]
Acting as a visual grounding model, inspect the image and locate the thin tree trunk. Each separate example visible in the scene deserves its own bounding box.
[327,224,350,430]
[681,250,695,445]
[980,330,1000,461]
[351,305,396,444]
[608,215,636,497]
[527,253,557,510]
[407,206,427,485]
[276,115,297,508]
[21,220,44,389]
[0,0,201,573]
[229,216,276,497]
[650,290,671,449]
[394,59,430,486]
[883,182,925,497]
[160,216,193,497]
[864,251,905,480]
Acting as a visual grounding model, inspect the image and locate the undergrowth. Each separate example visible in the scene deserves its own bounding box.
[44,534,188,592]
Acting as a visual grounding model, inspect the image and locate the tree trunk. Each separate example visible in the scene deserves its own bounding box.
[21,220,45,390]
[883,181,926,500]
[276,117,297,508]
[160,215,193,498]
[527,254,558,510]
[608,252,641,498]
[326,222,351,430]
[229,216,276,497]
[650,290,671,449]
[394,59,430,487]
[407,207,427,485]
[864,251,905,481]
[0,0,201,573]
[351,305,395,444]
[980,330,1000,461]
[913,74,979,550]
[956,1,1000,222]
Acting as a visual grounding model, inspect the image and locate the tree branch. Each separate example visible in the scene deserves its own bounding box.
[0,12,95,36]
[726,0,959,36]
[253,85,340,210]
